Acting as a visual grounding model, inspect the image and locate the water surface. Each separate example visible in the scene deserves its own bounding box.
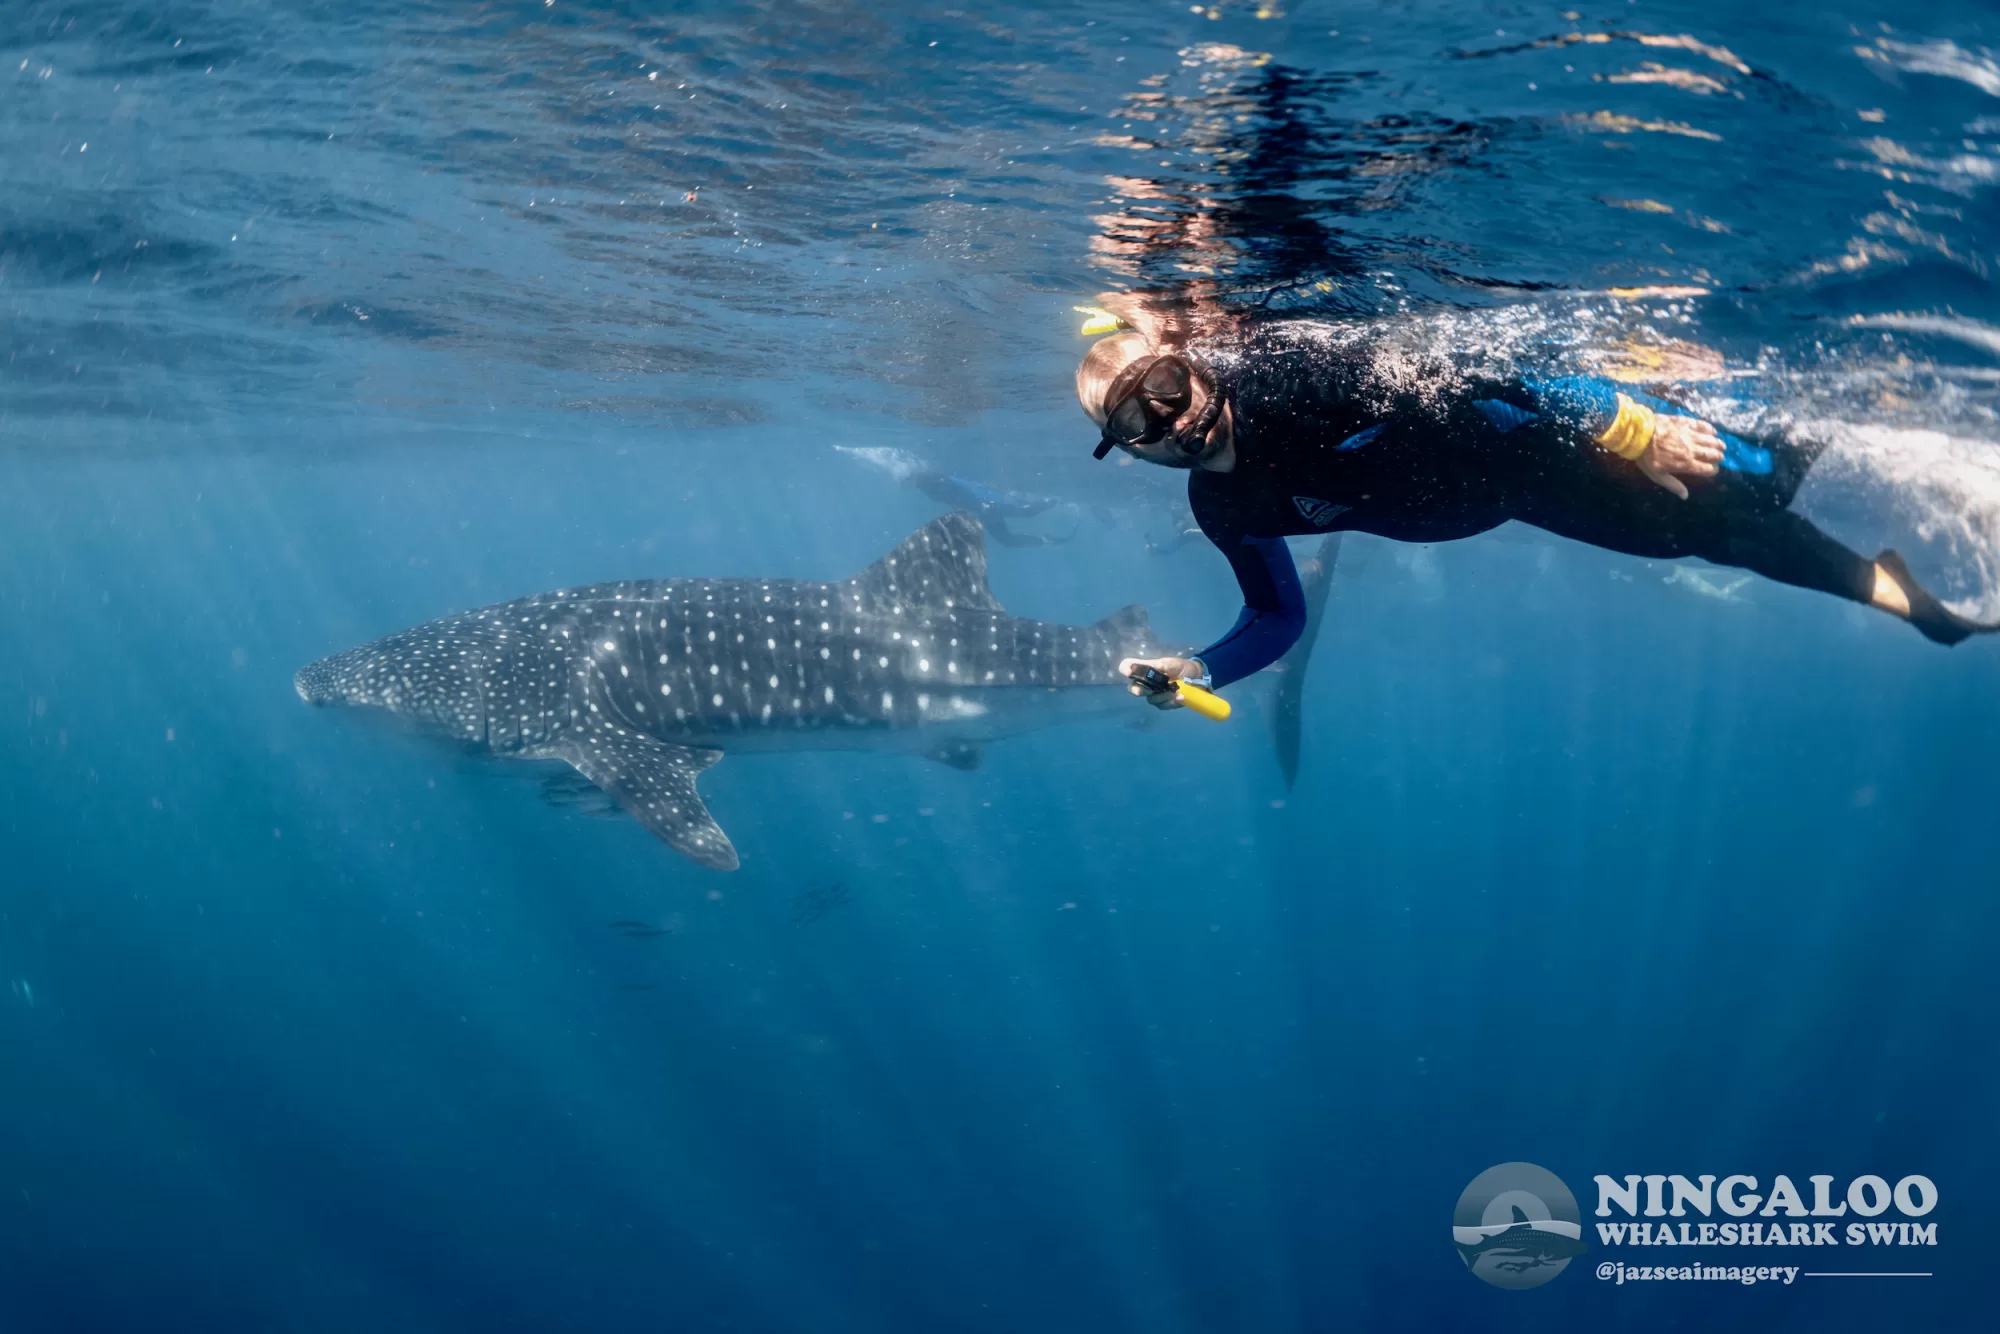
[3,2,1998,1330]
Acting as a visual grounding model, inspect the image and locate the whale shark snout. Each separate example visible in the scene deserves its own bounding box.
[294,660,339,705]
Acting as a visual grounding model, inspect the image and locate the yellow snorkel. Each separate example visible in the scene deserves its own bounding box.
[1074,305,1124,336]
[1126,663,1232,722]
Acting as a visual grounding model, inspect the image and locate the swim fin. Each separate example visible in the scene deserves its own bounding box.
[1878,549,2000,646]
[1272,533,1342,787]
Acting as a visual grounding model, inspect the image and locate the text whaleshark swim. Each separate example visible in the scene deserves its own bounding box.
[295,514,1157,869]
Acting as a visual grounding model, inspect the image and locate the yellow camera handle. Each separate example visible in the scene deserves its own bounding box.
[1173,680,1231,722]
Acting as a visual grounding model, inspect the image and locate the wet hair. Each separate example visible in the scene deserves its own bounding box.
[1074,332,1152,425]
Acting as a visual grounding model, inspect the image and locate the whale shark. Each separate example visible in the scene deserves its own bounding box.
[295,514,1157,870]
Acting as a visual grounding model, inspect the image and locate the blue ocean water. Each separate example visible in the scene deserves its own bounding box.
[4,1,1999,1329]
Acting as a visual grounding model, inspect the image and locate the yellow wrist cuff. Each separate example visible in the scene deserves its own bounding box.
[1596,392,1657,460]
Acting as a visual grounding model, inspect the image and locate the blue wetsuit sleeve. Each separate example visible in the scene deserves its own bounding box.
[1195,536,1306,689]
[1518,375,1622,435]
[1516,376,1774,474]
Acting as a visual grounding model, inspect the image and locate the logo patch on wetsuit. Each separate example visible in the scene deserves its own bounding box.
[1293,496,1350,528]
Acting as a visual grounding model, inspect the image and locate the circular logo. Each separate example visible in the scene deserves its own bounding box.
[1453,1162,1587,1289]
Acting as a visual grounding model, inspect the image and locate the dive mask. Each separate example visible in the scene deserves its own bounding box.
[1092,353,1223,460]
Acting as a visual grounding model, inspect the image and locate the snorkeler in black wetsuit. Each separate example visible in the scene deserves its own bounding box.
[1076,325,1998,697]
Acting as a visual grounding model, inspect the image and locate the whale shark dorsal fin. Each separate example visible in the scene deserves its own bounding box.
[1093,603,1156,656]
[537,730,739,871]
[1511,1205,1531,1225]
[847,512,1004,612]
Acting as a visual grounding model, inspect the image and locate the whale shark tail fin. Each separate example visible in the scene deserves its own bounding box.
[1272,533,1341,790]
[847,512,1005,613]
[1093,603,1156,658]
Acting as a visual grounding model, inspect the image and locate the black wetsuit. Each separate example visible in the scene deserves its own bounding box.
[1188,333,1874,686]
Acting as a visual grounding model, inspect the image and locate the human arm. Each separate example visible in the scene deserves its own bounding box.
[1518,377,1727,498]
[1119,535,1306,706]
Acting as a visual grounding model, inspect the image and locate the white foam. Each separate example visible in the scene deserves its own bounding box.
[1847,314,2000,358]
[1805,420,2000,619]
[1866,38,2000,98]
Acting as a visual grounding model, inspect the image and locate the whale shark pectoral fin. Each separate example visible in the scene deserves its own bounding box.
[927,741,984,771]
[847,512,1005,612]
[540,730,738,871]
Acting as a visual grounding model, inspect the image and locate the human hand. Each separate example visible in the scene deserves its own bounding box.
[1636,415,1725,500]
[1117,655,1200,709]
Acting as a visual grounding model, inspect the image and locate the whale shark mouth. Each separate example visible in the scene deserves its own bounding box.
[294,660,338,705]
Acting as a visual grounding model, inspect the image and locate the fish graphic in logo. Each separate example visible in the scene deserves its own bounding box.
[1453,1162,1588,1289]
